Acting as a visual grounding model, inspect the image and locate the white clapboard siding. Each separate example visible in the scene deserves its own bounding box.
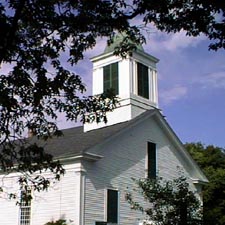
[0,163,80,225]
[83,115,199,225]
[32,164,80,225]
[0,174,20,225]
[0,114,204,225]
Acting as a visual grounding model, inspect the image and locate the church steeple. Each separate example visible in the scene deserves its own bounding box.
[84,35,159,132]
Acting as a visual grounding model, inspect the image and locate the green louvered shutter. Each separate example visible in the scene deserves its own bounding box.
[95,222,107,225]
[103,62,118,95]
[148,142,156,179]
[137,62,149,99]
[107,189,118,223]
[103,64,110,93]
[111,62,118,95]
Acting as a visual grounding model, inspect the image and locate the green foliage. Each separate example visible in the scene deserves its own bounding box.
[185,142,225,225]
[126,176,202,225]
[0,0,224,199]
[0,0,126,199]
[44,219,68,225]
[138,0,225,50]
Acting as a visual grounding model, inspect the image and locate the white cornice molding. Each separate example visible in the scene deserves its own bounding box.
[58,152,103,164]
[153,111,209,184]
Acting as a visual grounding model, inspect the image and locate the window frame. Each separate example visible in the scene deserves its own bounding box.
[19,189,32,225]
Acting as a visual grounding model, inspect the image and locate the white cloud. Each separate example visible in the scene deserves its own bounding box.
[145,30,206,52]
[197,71,225,89]
[160,85,188,105]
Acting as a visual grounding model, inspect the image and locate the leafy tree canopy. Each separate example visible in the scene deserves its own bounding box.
[126,176,202,225]
[44,219,69,225]
[185,142,225,225]
[0,0,224,198]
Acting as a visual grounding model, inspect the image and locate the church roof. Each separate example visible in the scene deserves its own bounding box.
[40,110,156,160]
[39,109,208,183]
[17,108,207,183]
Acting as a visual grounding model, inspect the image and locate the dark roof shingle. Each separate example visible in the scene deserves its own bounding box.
[43,120,131,159]
[34,110,156,159]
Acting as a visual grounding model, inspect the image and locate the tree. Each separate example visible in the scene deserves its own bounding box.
[134,0,225,51]
[0,0,224,199]
[185,142,225,225]
[126,176,202,225]
[44,219,69,225]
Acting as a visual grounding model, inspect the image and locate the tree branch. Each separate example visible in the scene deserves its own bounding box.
[0,0,26,64]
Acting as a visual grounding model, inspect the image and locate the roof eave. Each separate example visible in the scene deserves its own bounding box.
[90,49,159,64]
[153,111,209,184]
[58,152,103,164]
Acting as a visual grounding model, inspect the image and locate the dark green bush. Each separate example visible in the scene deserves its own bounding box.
[44,219,68,225]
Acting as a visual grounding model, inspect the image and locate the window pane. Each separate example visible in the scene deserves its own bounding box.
[20,190,31,225]
[107,189,118,223]
[137,63,149,99]
[148,142,156,179]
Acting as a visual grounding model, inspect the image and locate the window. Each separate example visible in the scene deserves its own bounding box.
[137,62,149,99]
[19,190,32,225]
[107,189,118,223]
[147,142,156,179]
[103,62,119,95]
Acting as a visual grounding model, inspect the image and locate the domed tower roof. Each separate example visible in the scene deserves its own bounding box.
[104,33,144,54]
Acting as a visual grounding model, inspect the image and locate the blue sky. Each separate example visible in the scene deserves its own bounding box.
[64,30,225,148]
[145,31,225,148]
[2,27,223,147]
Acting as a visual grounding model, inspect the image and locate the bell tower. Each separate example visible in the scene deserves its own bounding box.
[84,36,159,132]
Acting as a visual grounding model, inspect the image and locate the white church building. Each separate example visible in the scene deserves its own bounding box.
[0,38,208,225]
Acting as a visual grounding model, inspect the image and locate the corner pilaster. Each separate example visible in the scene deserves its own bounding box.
[75,162,86,225]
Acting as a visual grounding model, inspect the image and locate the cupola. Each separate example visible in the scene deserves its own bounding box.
[84,35,159,132]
